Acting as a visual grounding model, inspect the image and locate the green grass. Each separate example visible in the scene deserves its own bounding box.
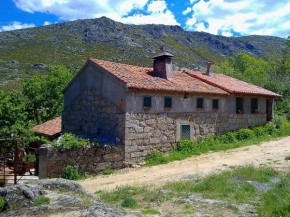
[103,168,115,175]
[285,156,290,161]
[32,197,50,206]
[258,173,290,217]
[142,209,161,215]
[97,166,281,211]
[145,122,290,167]
[121,198,139,208]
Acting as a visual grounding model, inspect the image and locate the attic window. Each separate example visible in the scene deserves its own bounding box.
[164,96,172,108]
[180,124,191,140]
[212,99,219,109]
[196,98,204,109]
[143,96,152,108]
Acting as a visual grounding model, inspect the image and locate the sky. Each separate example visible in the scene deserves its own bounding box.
[0,0,289,38]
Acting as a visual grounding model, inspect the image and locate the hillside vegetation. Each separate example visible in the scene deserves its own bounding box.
[0,17,286,85]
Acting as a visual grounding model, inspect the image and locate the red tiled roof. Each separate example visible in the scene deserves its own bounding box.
[89,59,228,95]
[184,70,281,98]
[89,58,280,98]
[31,117,61,137]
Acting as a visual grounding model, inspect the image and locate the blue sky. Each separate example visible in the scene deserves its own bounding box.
[1,0,289,37]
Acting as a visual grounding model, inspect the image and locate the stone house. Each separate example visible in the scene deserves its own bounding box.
[33,52,281,163]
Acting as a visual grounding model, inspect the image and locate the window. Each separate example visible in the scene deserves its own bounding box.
[180,124,191,140]
[164,96,172,108]
[212,99,219,109]
[251,98,258,113]
[236,97,243,113]
[143,96,152,108]
[196,98,204,109]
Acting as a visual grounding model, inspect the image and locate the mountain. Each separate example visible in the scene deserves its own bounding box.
[0,17,286,85]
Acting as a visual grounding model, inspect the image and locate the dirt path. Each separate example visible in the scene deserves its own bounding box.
[79,136,290,193]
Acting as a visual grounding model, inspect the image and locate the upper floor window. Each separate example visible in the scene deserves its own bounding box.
[212,99,219,109]
[236,97,243,114]
[143,96,152,108]
[251,98,258,113]
[196,97,204,109]
[164,96,172,108]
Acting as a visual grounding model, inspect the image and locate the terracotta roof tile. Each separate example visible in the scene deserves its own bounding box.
[31,117,61,137]
[89,59,228,95]
[184,70,281,98]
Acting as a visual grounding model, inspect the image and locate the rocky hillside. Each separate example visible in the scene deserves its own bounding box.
[0,16,286,85]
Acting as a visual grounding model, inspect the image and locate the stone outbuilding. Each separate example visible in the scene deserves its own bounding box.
[33,52,281,163]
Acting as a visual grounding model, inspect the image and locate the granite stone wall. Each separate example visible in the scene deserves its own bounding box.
[38,144,125,179]
[62,86,125,141]
[124,112,266,163]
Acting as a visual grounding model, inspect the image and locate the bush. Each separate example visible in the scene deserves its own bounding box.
[51,133,99,149]
[120,198,138,208]
[61,165,88,180]
[178,140,198,154]
[253,126,267,138]
[218,132,237,144]
[264,123,278,136]
[0,196,5,211]
[236,129,254,141]
[279,121,290,136]
[146,150,169,165]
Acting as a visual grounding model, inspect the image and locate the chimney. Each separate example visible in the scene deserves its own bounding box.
[152,51,174,79]
[206,62,212,76]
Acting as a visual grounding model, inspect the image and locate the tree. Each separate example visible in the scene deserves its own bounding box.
[22,65,74,124]
[0,89,27,137]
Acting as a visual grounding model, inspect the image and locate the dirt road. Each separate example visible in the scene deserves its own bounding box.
[79,136,290,193]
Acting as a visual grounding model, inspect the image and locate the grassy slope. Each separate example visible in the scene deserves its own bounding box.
[0,17,285,85]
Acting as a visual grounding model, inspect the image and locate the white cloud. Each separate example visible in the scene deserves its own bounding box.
[185,0,290,37]
[121,0,179,25]
[182,7,192,15]
[43,21,51,26]
[0,21,35,32]
[13,0,179,26]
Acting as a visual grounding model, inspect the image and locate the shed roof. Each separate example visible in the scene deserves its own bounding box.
[31,116,61,137]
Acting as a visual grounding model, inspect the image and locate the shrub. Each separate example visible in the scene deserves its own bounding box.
[61,165,88,180]
[279,121,290,136]
[146,150,168,165]
[253,126,267,138]
[120,198,138,208]
[218,132,237,144]
[285,156,290,161]
[264,123,278,136]
[51,133,99,149]
[236,129,254,141]
[0,196,5,211]
[178,140,198,154]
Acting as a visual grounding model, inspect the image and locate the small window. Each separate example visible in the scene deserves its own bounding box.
[196,98,204,109]
[236,97,243,113]
[143,96,152,108]
[251,98,258,113]
[180,124,191,140]
[212,99,219,109]
[164,96,172,108]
